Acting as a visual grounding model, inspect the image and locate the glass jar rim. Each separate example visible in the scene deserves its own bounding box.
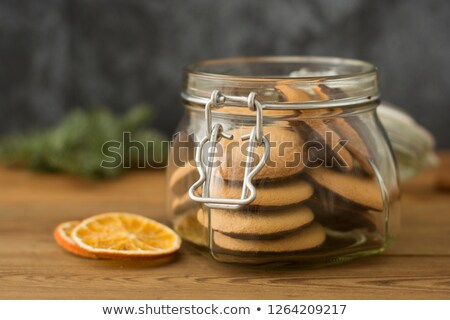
[185,56,376,80]
[183,56,379,109]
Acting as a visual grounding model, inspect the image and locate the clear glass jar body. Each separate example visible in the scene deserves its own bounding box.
[167,57,400,267]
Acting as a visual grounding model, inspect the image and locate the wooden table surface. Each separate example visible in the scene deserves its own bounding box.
[1,153,450,300]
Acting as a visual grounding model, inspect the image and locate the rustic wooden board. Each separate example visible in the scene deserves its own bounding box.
[1,154,450,299]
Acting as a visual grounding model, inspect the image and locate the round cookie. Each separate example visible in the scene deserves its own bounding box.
[276,83,314,103]
[312,84,347,101]
[174,211,208,247]
[208,176,314,208]
[313,84,374,175]
[306,167,384,211]
[276,83,354,171]
[212,222,326,253]
[169,163,198,195]
[214,126,306,181]
[306,200,378,232]
[171,192,199,215]
[172,176,313,214]
[197,205,314,239]
[217,104,299,118]
[328,118,374,175]
[302,119,354,171]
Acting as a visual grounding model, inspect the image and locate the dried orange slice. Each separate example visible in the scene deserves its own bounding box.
[53,221,97,258]
[71,213,182,259]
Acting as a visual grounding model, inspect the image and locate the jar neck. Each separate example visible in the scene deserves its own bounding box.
[183,56,380,113]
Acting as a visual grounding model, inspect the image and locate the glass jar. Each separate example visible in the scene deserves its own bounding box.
[167,56,400,267]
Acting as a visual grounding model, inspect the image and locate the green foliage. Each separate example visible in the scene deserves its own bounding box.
[0,105,167,179]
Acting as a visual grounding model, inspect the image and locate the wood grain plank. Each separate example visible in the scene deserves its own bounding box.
[1,249,449,299]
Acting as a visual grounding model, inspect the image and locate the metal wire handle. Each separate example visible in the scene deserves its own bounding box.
[188,91,269,210]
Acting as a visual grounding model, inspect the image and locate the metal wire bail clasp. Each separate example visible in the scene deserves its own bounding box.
[188,91,269,210]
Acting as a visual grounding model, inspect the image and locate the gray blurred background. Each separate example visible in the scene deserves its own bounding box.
[1,0,449,147]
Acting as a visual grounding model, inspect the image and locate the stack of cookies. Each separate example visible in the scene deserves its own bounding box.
[168,132,205,246]
[197,125,327,256]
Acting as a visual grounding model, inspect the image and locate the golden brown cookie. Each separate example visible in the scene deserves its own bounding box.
[212,222,326,253]
[169,163,198,195]
[302,119,354,170]
[197,205,314,239]
[171,192,199,215]
[217,105,300,118]
[328,118,374,175]
[306,200,378,232]
[276,83,354,171]
[313,84,374,175]
[208,176,314,208]
[172,177,312,214]
[312,84,347,101]
[174,210,208,247]
[306,167,384,211]
[276,82,313,102]
[214,126,306,181]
